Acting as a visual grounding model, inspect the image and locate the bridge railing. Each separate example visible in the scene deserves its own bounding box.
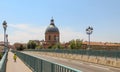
[12,50,81,72]
[24,49,120,59]
[0,51,8,72]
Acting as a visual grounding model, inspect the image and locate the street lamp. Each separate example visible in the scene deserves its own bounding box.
[3,21,7,52]
[86,26,93,50]
[6,34,8,50]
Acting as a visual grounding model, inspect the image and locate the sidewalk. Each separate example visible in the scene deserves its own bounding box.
[6,51,32,72]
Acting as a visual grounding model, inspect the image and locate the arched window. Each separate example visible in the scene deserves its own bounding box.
[48,35,51,40]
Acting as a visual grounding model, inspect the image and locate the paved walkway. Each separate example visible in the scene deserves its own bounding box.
[6,51,32,72]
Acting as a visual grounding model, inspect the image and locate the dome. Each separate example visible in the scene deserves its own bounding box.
[45,19,59,33]
[45,24,59,33]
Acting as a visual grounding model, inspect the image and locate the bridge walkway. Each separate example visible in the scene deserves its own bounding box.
[6,51,32,72]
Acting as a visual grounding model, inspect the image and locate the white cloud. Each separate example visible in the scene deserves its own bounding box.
[7,24,87,44]
[9,24,29,30]
[8,24,45,44]
[8,24,119,45]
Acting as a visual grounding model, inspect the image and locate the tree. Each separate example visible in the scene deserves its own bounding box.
[14,43,26,51]
[27,41,37,49]
[51,43,64,49]
[0,53,2,59]
[69,40,76,49]
[36,45,42,49]
[69,39,83,49]
[75,39,83,49]
[17,44,25,51]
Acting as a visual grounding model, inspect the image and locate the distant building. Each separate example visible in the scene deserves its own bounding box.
[60,41,120,50]
[0,41,4,52]
[0,41,10,52]
[82,41,120,50]
[44,18,60,48]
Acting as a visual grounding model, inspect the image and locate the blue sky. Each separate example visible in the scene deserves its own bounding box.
[0,0,120,44]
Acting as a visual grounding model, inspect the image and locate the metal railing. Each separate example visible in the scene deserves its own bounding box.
[13,51,81,72]
[24,49,120,59]
[0,51,8,72]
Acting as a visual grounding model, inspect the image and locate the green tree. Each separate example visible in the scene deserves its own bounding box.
[69,39,83,49]
[14,43,26,51]
[36,45,42,49]
[51,43,63,49]
[0,53,2,59]
[75,39,83,49]
[16,44,25,51]
[27,41,37,49]
[69,40,76,49]
[48,46,52,49]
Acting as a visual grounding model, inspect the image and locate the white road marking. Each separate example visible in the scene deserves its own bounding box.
[90,65,109,70]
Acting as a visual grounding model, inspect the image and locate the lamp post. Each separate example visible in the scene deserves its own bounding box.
[6,34,8,51]
[3,21,7,52]
[86,26,93,50]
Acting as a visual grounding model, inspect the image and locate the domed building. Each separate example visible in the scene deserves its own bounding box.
[45,18,60,47]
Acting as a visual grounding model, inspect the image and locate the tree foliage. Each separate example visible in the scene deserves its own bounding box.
[17,44,25,51]
[69,39,83,49]
[0,53,2,59]
[51,43,64,49]
[27,41,37,49]
[36,45,42,49]
[14,43,26,51]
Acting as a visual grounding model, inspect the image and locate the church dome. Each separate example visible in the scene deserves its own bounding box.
[45,19,59,33]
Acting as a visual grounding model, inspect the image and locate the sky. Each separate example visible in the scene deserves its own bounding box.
[0,0,120,44]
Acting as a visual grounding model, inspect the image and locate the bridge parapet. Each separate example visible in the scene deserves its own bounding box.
[24,49,120,68]
[24,49,120,59]
[12,50,82,72]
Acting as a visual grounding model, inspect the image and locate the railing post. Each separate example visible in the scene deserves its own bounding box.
[51,64,54,72]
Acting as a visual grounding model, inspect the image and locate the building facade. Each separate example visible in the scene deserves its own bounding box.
[45,18,60,47]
